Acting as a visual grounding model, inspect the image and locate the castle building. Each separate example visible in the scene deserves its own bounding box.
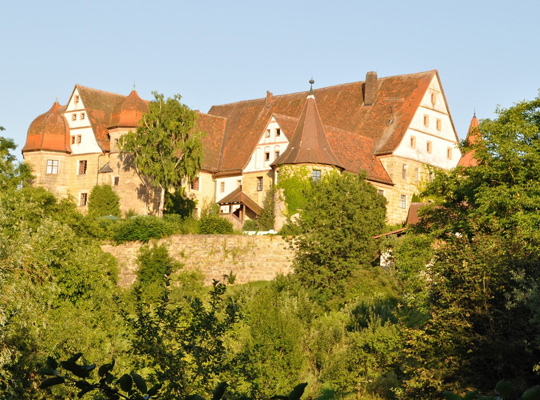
[22,70,462,227]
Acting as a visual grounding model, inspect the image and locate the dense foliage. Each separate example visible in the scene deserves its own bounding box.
[119,92,203,216]
[88,184,121,218]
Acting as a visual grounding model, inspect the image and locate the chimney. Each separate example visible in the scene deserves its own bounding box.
[266,91,274,108]
[364,71,378,106]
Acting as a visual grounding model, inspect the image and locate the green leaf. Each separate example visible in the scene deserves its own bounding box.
[38,367,56,376]
[495,380,515,398]
[39,376,65,389]
[521,385,540,400]
[98,359,115,377]
[288,383,308,400]
[131,372,147,394]
[46,357,58,370]
[147,383,161,397]
[212,382,228,400]
[118,374,133,393]
[442,392,464,400]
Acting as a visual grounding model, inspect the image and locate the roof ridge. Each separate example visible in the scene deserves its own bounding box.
[210,70,438,109]
[75,84,127,98]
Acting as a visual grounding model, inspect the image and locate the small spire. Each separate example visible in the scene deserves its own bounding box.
[133,81,136,91]
[473,107,476,118]
[55,96,58,103]
[309,78,315,95]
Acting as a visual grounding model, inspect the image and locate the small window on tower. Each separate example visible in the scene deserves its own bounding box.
[113,176,120,186]
[78,160,87,175]
[312,170,321,181]
[402,164,407,180]
[79,192,88,206]
[46,159,59,175]
[71,136,76,145]
[77,135,82,144]
[257,177,263,191]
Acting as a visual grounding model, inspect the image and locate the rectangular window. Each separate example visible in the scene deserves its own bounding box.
[81,112,85,120]
[402,164,407,180]
[257,176,263,191]
[426,140,432,154]
[423,114,429,127]
[75,95,80,103]
[237,180,242,188]
[266,129,270,138]
[78,160,87,175]
[191,177,200,190]
[276,128,281,137]
[265,152,270,161]
[220,181,225,193]
[447,147,453,160]
[378,189,384,196]
[410,135,416,148]
[436,118,442,131]
[46,159,59,174]
[400,194,407,209]
[113,176,120,186]
[275,150,280,159]
[79,192,88,206]
[431,92,437,106]
[71,136,76,145]
[77,135,82,144]
[415,167,420,183]
[72,114,77,121]
[312,169,321,181]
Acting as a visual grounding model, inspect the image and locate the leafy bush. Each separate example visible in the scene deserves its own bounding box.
[242,219,258,231]
[112,215,174,243]
[199,214,233,234]
[88,184,121,218]
[163,213,199,234]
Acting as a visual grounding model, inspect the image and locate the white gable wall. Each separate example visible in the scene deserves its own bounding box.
[243,118,289,173]
[393,75,460,170]
[65,88,102,155]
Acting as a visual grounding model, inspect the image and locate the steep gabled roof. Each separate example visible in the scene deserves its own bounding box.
[75,85,126,152]
[216,186,263,215]
[197,112,227,171]
[273,93,344,169]
[208,70,437,170]
[23,101,71,153]
[458,115,481,167]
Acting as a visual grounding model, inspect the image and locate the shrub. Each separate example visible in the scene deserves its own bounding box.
[199,214,233,234]
[88,185,121,218]
[112,215,174,243]
[243,219,258,231]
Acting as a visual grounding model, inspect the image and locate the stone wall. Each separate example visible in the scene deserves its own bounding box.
[101,234,294,287]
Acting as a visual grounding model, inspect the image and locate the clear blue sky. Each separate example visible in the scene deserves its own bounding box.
[2,0,540,161]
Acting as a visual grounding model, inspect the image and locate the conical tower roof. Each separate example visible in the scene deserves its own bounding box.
[109,89,149,129]
[22,101,71,153]
[272,87,344,169]
[458,114,481,167]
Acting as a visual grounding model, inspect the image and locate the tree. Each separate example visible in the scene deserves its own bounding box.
[120,93,203,217]
[88,184,121,218]
[399,94,540,398]
[0,129,32,190]
[289,171,387,303]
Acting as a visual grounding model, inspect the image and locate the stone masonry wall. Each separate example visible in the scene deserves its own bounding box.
[101,234,294,287]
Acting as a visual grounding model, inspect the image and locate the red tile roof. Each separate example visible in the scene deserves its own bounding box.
[109,90,149,129]
[22,101,71,153]
[208,70,439,173]
[196,112,227,171]
[216,186,263,215]
[458,115,481,167]
[273,94,344,169]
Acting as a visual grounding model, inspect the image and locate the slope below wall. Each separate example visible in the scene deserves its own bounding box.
[102,234,294,287]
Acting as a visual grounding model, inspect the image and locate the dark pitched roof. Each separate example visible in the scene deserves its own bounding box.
[196,112,227,171]
[98,162,114,173]
[216,186,263,215]
[23,101,71,153]
[406,202,429,226]
[75,85,126,152]
[458,115,481,167]
[208,70,438,171]
[272,94,344,169]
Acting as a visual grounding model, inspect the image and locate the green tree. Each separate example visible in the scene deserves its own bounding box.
[0,131,32,190]
[399,94,540,398]
[289,171,386,302]
[88,184,121,218]
[120,93,203,217]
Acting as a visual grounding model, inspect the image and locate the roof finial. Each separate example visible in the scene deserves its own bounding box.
[473,107,476,118]
[133,81,136,91]
[309,78,315,95]
[55,96,58,103]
